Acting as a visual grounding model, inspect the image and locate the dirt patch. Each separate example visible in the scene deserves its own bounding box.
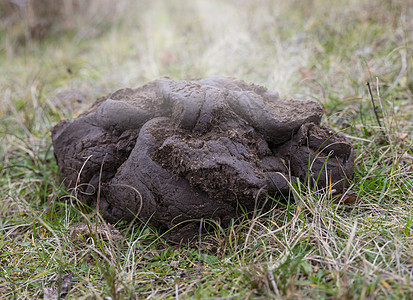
[52,76,354,242]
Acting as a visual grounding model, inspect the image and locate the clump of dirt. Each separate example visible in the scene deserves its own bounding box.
[52,76,354,242]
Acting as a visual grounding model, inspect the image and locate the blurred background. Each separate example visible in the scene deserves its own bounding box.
[1,0,412,108]
[1,0,413,146]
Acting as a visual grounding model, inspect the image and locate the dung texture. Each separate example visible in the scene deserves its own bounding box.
[52,76,354,241]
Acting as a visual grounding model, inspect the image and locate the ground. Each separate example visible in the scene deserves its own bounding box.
[0,0,413,298]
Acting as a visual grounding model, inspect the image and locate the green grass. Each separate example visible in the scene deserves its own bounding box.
[1,0,413,298]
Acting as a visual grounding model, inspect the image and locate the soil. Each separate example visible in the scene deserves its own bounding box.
[51,76,354,242]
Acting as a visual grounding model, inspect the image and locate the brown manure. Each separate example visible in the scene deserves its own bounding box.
[52,77,354,241]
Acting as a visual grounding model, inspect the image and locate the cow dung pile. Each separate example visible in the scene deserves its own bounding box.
[52,76,354,241]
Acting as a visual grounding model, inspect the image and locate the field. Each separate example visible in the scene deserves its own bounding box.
[1,0,413,298]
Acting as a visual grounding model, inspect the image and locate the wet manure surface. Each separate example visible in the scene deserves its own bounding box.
[52,76,354,241]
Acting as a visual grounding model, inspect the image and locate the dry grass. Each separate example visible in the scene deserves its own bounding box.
[1,0,413,298]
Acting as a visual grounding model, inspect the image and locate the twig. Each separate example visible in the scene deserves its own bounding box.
[197,218,203,277]
[366,82,383,128]
[268,256,280,296]
[96,153,108,218]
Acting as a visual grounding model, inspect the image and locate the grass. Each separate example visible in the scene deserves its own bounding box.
[1,0,413,298]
